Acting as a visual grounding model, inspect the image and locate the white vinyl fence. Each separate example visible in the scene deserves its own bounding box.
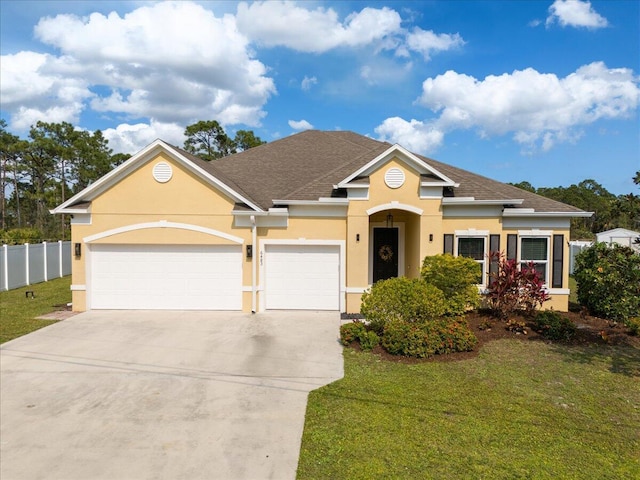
[1,241,71,291]
[568,240,593,275]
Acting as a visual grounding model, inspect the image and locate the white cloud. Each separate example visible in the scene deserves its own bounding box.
[236,2,465,61]
[288,119,314,130]
[236,1,402,52]
[0,51,93,129]
[546,0,608,29]
[10,105,85,131]
[1,1,468,134]
[514,129,584,154]
[301,76,318,91]
[404,27,464,60]
[102,120,185,155]
[375,117,444,154]
[1,52,52,104]
[22,1,275,127]
[415,62,639,151]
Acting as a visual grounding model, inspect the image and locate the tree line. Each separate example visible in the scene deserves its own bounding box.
[0,120,130,243]
[511,173,640,240]
[0,119,265,243]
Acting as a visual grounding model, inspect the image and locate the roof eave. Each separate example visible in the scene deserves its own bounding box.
[502,210,593,218]
[272,198,350,206]
[333,183,369,189]
[422,181,460,187]
[232,208,289,217]
[443,198,524,206]
[50,207,90,215]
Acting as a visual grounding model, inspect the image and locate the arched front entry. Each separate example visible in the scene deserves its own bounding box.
[367,207,422,284]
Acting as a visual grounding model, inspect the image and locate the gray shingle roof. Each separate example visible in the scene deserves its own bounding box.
[420,155,584,212]
[181,129,586,214]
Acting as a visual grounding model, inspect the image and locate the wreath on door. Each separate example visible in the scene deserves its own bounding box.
[378,245,394,262]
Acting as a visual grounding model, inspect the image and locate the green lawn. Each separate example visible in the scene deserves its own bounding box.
[569,275,578,305]
[298,340,640,479]
[0,276,71,344]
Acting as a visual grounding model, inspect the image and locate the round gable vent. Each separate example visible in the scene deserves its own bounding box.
[384,167,405,189]
[152,162,173,183]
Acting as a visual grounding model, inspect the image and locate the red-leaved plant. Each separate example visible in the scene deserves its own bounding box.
[486,251,550,319]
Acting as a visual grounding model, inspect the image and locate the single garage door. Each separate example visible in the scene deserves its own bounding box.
[265,244,340,310]
[90,244,242,310]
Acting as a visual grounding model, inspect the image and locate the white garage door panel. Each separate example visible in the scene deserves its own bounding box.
[265,245,340,310]
[91,244,242,310]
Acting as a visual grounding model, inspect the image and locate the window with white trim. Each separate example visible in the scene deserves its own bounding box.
[456,236,486,285]
[519,236,549,283]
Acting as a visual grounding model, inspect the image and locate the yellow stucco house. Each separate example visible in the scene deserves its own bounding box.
[52,130,591,313]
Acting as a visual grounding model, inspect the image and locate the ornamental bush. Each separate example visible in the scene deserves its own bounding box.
[340,321,367,346]
[574,242,640,322]
[381,318,477,358]
[359,330,380,351]
[534,310,577,341]
[339,321,379,351]
[486,251,550,319]
[360,277,446,334]
[421,254,481,316]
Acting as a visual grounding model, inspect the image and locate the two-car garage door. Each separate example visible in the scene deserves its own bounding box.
[90,244,242,310]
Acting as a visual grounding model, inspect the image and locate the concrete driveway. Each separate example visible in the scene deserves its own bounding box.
[0,310,344,480]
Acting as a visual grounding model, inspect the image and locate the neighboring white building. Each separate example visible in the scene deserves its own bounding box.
[568,240,593,274]
[570,228,640,274]
[596,228,640,249]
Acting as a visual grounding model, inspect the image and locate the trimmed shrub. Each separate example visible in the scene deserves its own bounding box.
[486,251,550,319]
[360,277,446,334]
[381,319,433,358]
[534,310,577,341]
[574,242,640,322]
[340,321,367,346]
[421,254,481,316]
[381,318,478,358]
[435,319,478,354]
[360,330,380,351]
[339,321,379,352]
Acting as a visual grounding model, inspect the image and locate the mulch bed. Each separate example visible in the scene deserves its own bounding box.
[351,309,640,364]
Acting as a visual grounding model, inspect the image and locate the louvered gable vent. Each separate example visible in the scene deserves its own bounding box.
[152,162,173,183]
[384,168,405,189]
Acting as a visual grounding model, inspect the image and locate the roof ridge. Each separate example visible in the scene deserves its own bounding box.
[281,139,389,200]
[326,130,385,148]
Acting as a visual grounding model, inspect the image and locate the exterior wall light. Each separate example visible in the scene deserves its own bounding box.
[74,243,81,257]
[386,214,393,228]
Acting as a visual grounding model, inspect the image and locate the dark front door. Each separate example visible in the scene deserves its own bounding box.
[373,227,399,283]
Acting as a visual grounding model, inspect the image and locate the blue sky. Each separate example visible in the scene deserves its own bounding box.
[1,0,638,194]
